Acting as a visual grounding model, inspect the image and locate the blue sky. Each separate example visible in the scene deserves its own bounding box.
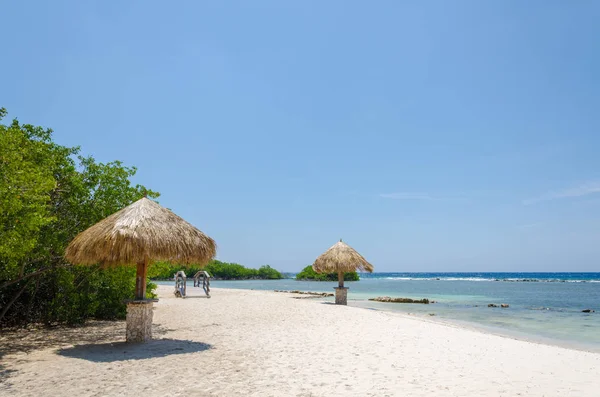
[2,1,600,272]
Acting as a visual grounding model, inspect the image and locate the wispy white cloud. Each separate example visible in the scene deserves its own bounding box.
[523,182,600,205]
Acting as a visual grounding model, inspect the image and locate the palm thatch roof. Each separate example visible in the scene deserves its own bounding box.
[65,197,216,267]
[312,240,374,273]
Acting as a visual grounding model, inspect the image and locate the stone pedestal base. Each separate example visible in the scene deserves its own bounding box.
[126,301,154,342]
[334,287,349,305]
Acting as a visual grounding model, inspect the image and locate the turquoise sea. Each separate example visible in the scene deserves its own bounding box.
[159,272,600,351]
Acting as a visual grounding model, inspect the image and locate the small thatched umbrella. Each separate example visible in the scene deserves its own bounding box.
[312,239,373,305]
[65,197,216,342]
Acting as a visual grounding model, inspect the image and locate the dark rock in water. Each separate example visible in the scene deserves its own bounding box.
[488,304,499,308]
[369,296,430,304]
[504,278,540,282]
[501,304,509,308]
[428,313,436,316]
[582,309,595,313]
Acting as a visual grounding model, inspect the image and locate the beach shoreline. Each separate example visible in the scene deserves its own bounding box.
[2,285,599,396]
[267,286,600,354]
[187,276,600,349]
[341,299,600,354]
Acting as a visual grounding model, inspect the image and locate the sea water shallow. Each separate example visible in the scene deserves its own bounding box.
[158,273,600,352]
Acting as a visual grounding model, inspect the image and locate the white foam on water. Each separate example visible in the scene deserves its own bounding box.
[377,277,600,283]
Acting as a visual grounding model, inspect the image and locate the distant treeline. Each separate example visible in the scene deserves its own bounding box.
[295,266,359,281]
[149,260,284,280]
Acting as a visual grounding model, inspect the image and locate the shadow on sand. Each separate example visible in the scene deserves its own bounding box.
[58,338,212,363]
[0,365,16,383]
[0,321,171,357]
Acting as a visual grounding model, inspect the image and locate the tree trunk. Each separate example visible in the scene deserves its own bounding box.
[135,258,148,300]
[338,270,344,288]
[26,276,41,319]
[0,278,32,322]
[0,261,70,290]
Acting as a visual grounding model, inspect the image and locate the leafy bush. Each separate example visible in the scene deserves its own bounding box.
[295,265,359,281]
[0,108,158,326]
[148,260,283,280]
[44,266,156,324]
[258,265,283,280]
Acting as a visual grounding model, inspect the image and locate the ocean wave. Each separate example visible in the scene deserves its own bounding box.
[382,277,494,282]
[377,277,600,283]
[382,277,413,280]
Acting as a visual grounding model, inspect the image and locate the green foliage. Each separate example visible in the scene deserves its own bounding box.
[0,112,58,268]
[205,261,254,279]
[295,265,360,281]
[148,260,284,280]
[0,108,158,326]
[257,265,284,280]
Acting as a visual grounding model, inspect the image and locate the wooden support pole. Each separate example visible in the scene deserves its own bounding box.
[135,258,148,300]
[338,270,344,288]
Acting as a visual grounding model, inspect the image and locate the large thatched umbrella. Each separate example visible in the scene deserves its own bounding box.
[65,197,216,342]
[312,239,373,305]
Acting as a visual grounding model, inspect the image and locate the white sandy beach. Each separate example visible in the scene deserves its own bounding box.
[1,285,599,397]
